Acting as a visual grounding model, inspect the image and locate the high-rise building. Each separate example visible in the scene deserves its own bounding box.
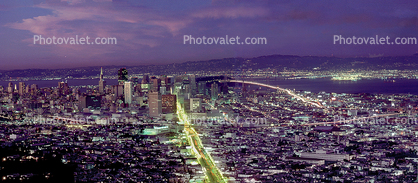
[160,75,167,85]
[189,75,197,96]
[160,75,170,95]
[124,81,132,104]
[18,82,25,95]
[162,94,176,114]
[131,77,139,85]
[183,83,190,96]
[173,82,182,96]
[7,82,13,93]
[58,81,69,95]
[211,82,218,100]
[99,67,106,94]
[141,75,150,91]
[135,83,142,93]
[190,98,202,113]
[160,86,167,95]
[31,84,38,95]
[79,95,101,111]
[25,85,30,94]
[151,77,161,92]
[198,81,205,94]
[183,95,190,112]
[221,84,229,95]
[112,85,124,101]
[175,75,188,83]
[118,68,128,85]
[149,91,162,117]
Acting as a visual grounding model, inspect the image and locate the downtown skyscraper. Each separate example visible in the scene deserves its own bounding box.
[211,82,218,100]
[124,81,132,104]
[99,67,106,95]
[18,82,25,96]
[118,68,128,85]
[149,91,162,117]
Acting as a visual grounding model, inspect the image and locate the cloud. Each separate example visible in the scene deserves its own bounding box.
[192,6,269,19]
[5,1,167,54]
[60,0,86,5]
[149,19,192,35]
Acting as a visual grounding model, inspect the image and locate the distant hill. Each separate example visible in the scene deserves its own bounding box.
[1,54,418,79]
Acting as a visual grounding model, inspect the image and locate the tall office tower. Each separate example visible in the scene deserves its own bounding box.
[174,75,182,83]
[184,84,191,96]
[78,96,86,111]
[198,81,205,94]
[173,82,182,95]
[131,77,139,85]
[183,98,190,112]
[149,91,162,117]
[189,75,197,96]
[78,95,102,111]
[151,77,161,92]
[25,85,30,94]
[58,81,69,95]
[221,84,229,95]
[124,81,132,104]
[18,82,25,95]
[190,98,202,113]
[160,86,167,95]
[64,82,70,95]
[99,67,106,94]
[162,94,177,114]
[160,75,167,86]
[211,82,218,100]
[182,79,191,97]
[162,76,171,94]
[135,83,142,93]
[166,77,172,86]
[118,68,128,85]
[141,75,150,90]
[7,82,13,93]
[112,85,124,101]
[175,75,188,83]
[134,92,144,106]
[30,84,38,95]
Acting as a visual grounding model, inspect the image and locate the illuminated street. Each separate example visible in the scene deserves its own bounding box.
[177,102,227,183]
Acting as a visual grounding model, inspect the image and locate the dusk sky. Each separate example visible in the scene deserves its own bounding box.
[1,0,418,70]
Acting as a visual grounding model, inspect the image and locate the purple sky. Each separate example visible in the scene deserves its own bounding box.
[1,0,418,70]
